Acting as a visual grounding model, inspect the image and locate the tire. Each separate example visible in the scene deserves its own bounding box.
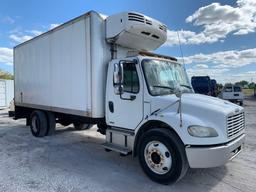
[138,128,188,184]
[30,110,48,137]
[239,101,243,106]
[73,123,93,130]
[45,111,56,136]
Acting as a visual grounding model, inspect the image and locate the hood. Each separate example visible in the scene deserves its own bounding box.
[149,93,244,145]
[150,93,243,116]
[181,93,243,115]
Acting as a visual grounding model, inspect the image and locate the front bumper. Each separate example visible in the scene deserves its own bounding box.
[185,134,245,168]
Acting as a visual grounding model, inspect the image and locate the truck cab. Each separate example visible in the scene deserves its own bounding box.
[104,52,245,184]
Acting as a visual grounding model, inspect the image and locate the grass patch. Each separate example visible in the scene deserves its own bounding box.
[243,88,255,96]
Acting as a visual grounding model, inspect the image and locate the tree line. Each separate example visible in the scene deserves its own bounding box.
[0,69,14,80]
[234,80,255,89]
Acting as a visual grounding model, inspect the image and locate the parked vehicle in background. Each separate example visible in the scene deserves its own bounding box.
[13,11,245,184]
[8,99,15,117]
[191,76,211,95]
[0,79,14,109]
[219,84,244,106]
[210,79,217,97]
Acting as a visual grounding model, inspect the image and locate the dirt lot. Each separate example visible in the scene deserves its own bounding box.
[0,98,255,192]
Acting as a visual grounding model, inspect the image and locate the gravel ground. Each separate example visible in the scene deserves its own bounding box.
[0,98,255,192]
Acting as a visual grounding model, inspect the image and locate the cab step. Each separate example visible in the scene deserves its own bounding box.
[102,143,131,155]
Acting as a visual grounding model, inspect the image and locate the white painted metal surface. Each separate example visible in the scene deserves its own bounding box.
[0,79,14,109]
[14,11,167,118]
[14,11,110,118]
[0,81,6,107]
[106,59,144,129]
[106,12,167,51]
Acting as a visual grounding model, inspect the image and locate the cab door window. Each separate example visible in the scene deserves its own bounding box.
[123,63,139,93]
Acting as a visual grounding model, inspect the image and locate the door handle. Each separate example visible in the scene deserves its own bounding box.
[108,101,114,113]
[120,94,136,101]
[130,95,136,101]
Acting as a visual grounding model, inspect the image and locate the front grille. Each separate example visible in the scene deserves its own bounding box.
[227,112,245,138]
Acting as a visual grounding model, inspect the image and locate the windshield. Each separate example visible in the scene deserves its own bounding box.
[225,86,233,92]
[142,59,192,96]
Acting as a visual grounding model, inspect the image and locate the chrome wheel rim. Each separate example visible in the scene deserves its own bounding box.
[144,141,172,175]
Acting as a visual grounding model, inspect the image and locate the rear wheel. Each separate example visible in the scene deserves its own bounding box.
[138,128,188,184]
[73,123,93,130]
[30,110,48,137]
[45,111,56,136]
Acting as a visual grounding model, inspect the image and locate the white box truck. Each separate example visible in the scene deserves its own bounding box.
[14,11,245,184]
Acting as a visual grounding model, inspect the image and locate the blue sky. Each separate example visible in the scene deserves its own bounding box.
[0,0,256,83]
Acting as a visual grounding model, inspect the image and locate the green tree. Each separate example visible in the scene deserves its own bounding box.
[248,82,255,89]
[0,69,13,80]
[235,80,249,88]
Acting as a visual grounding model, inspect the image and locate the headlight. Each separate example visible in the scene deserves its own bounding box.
[187,125,218,137]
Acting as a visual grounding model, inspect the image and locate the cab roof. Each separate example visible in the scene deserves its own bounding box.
[139,51,177,61]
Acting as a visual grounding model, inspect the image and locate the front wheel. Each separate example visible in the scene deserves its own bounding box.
[138,129,188,184]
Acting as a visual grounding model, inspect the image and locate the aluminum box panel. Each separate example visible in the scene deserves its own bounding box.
[14,11,110,118]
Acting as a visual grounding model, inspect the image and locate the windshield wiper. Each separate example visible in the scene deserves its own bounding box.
[179,84,192,89]
[153,85,174,91]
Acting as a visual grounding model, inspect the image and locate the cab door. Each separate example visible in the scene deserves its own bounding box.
[106,59,143,130]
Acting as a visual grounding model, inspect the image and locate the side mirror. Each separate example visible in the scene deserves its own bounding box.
[113,63,124,95]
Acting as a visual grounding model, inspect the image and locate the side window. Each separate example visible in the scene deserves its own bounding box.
[123,63,139,93]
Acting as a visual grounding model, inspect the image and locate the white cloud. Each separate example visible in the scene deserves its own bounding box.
[183,47,256,83]
[27,30,42,36]
[50,23,61,29]
[0,23,65,67]
[187,67,256,84]
[232,71,256,77]
[9,23,60,44]
[99,13,108,19]
[1,16,15,24]
[180,48,256,68]
[194,64,209,69]
[0,47,13,65]
[226,71,256,83]
[9,34,33,43]
[166,0,256,46]
[187,1,256,35]
[165,29,220,46]
[187,68,229,82]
